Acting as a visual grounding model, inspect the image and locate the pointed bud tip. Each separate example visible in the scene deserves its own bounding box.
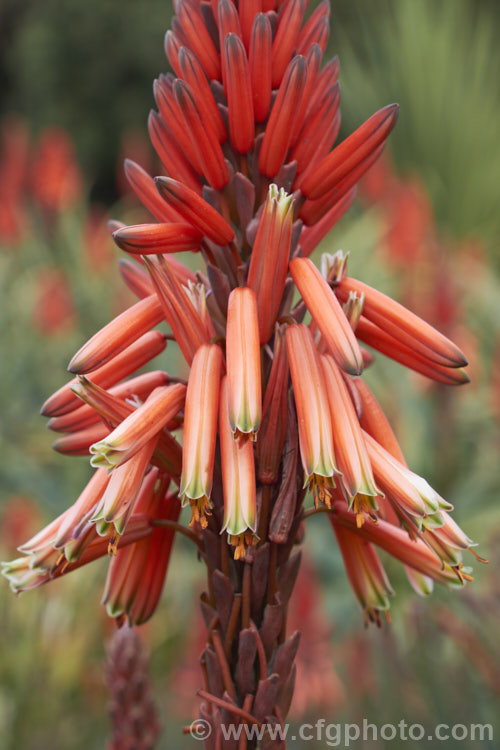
[67,359,82,374]
[107,219,124,235]
[458,368,470,384]
[123,158,136,172]
[454,351,469,368]
[344,357,364,377]
[383,103,400,130]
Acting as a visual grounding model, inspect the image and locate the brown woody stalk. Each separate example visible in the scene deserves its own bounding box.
[196,397,305,749]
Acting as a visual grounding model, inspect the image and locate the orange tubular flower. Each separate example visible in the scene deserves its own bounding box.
[91,439,160,543]
[41,330,167,417]
[5,470,167,593]
[175,0,220,80]
[258,55,308,178]
[239,0,261,51]
[354,316,470,385]
[67,375,183,477]
[422,510,477,569]
[363,431,452,532]
[290,80,340,175]
[71,376,143,429]
[249,14,272,123]
[4,471,170,595]
[154,78,205,176]
[102,473,180,625]
[331,521,393,626]
[296,1,330,55]
[349,378,435,600]
[102,497,180,625]
[145,256,212,365]
[176,47,223,145]
[223,34,255,155]
[16,468,107,557]
[219,376,257,559]
[290,257,363,375]
[48,371,169,433]
[247,185,293,344]
[2,515,153,593]
[124,158,186,222]
[180,344,223,528]
[226,287,262,439]
[148,110,203,195]
[155,177,234,246]
[218,0,242,48]
[52,423,110,456]
[299,104,400,200]
[90,384,186,470]
[330,504,469,588]
[112,222,203,254]
[336,275,468,368]
[173,80,229,190]
[299,143,384,226]
[286,324,337,506]
[271,0,307,87]
[68,295,164,374]
[289,44,322,144]
[307,56,339,114]
[53,468,110,549]
[163,30,183,76]
[177,47,226,144]
[321,354,381,525]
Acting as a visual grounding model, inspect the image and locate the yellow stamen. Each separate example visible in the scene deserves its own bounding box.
[189,496,212,529]
[309,475,334,509]
[231,534,247,560]
[454,562,474,584]
[352,494,378,528]
[51,553,70,577]
[108,531,121,556]
[470,549,488,564]
[233,428,258,443]
[229,532,257,560]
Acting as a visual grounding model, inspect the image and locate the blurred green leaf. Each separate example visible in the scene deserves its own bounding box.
[333,0,500,263]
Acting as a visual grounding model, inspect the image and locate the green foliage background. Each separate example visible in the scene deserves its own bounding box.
[0,0,499,747]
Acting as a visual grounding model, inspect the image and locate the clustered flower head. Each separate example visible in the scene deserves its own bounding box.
[3,0,483,638]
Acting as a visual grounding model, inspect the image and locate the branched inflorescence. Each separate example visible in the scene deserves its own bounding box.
[3,0,482,743]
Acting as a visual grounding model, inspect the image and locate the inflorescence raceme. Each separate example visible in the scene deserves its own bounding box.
[3,0,482,655]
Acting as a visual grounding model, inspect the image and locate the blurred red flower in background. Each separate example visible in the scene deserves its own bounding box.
[33,268,76,336]
[30,128,82,214]
[0,117,30,245]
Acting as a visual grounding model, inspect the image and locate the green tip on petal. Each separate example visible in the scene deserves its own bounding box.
[405,566,434,597]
